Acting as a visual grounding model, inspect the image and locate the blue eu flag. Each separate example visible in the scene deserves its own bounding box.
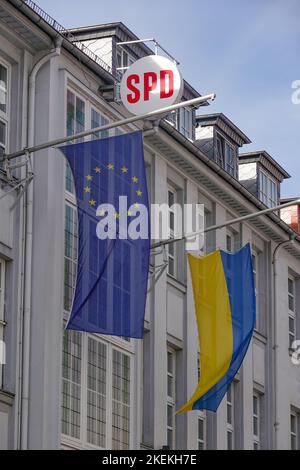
[60,131,150,338]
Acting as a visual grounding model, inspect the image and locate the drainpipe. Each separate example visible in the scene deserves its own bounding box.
[20,38,62,450]
[272,234,296,450]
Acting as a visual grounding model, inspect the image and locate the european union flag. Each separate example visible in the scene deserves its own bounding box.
[60,131,150,338]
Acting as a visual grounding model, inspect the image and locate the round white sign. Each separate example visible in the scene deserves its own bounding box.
[120,55,183,116]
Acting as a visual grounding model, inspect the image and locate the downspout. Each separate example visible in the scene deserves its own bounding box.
[20,38,62,450]
[272,234,296,450]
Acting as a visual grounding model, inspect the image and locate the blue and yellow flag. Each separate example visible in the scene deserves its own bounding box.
[60,131,150,338]
[178,243,256,413]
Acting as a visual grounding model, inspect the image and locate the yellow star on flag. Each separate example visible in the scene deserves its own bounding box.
[134,203,139,209]
[98,208,106,216]
[89,199,96,207]
[85,175,93,181]
[121,166,128,173]
[136,190,142,197]
[107,163,114,170]
[127,210,133,217]
[84,186,91,193]
[94,167,101,173]
[114,212,120,219]
[132,176,138,183]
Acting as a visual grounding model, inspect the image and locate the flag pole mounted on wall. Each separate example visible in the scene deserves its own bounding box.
[0,93,216,163]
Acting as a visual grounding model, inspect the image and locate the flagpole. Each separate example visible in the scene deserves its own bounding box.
[0,94,216,163]
[151,198,300,249]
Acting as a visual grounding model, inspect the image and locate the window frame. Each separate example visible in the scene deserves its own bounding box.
[258,169,278,208]
[0,258,5,388]
[167,185,177,279]
[0,58,10,155]
[226,383,235,450]
[288,276,296,350]
[225,142,236,177]
[179,106,193,140]
[61,331,134,450]
[291,410,300,450]
[167,348,176,449]
[197,412,206,450]
[253,392,261,450]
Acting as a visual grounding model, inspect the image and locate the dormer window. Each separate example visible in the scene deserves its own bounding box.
[215,134,237,177]
[259,169,278,208]
[116,48,135,75]
[225,143,236,177]
[179,107,193,140]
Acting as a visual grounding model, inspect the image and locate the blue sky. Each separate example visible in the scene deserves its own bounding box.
[36,0,300,197]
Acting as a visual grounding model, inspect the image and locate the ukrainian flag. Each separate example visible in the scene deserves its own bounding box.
[178,243,256,413]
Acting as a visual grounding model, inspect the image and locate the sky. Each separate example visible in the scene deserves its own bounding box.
[36,0,300,197]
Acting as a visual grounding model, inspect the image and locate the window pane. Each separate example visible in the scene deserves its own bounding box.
[0,120,6,147]
[112,350,131,450]
[0,64,7,114]
[227,431,233,450]
[87,338,107,447]
[61,330,82,439]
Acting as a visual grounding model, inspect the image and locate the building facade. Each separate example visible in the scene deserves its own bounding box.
[0,0,300,450]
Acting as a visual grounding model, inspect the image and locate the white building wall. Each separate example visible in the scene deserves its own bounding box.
[1,0,300,451]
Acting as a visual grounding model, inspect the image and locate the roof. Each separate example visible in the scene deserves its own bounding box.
[67,22,202,100]
[196,113,251,146]
[239,151,290,181]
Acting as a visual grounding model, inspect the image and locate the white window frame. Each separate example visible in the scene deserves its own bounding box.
[252,250,260,330]
[179,106,193,140]
[259,169,278,208]
[227,383,235,450]
[167,186,177,279]
[0,259,5,388]
[225,142,236,177]
[288,276,296,350]
[61,332,134,450]
[0,58,10,156]
[253,392,261,450]
[167,348,176,449]
[291,410,299,450]
[198,412,206,450]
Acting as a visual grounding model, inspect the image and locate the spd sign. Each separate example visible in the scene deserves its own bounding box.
[120,55,183,116]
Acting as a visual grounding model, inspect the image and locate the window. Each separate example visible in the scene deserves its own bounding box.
[167,187,177,278]
[0,61,9,156]
[0,259,5,388]
[227,384,235,450]
[225,143,236,177]
[167,349,176,449]
[198,413,206,450]
[226,229,240,253]
[253,393,261,450]
[62,329,82,440]
[288,277,296,350]
[91,108,109,140]
[291,410,299,450]
[64,204,78,312]
[252,252,259,329]
[179,107,193,139]
[116,48,135,76]
[259,170,278,208]
[66,89,86,194]
[204,208,215,254]
[61,331,132,449]
[216,135,224,168]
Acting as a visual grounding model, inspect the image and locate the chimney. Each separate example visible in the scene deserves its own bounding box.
[280,199,300,235]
